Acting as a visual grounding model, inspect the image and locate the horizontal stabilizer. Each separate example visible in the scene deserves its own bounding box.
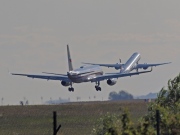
[82,62,124,68]
[42,72,67,76]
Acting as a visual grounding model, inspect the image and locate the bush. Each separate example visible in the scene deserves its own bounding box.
[93,74,180,135]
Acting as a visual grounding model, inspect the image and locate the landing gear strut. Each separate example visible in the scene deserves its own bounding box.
[95,81,101,91]
[68,83,74,92]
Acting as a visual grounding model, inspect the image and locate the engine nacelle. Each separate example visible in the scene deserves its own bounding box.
[61,81,71,87]
[113,63,120,70]
[143,63,148,70]
[107,78,117,86]
[114,66,120,70]
[143,67,148,70]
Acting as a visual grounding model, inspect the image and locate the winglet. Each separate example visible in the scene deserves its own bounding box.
[67,44,73,71]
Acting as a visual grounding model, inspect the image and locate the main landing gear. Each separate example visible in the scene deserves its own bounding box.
[68,83,74,92]
[68,87,74,92]
[95,81,101,91]
[95,86,101,91]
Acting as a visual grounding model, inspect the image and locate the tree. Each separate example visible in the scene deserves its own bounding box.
[109,90,133,100]
[145,73,180,134]
[92,113,121,135]
[93,74,180,135]
[92,109,137,135]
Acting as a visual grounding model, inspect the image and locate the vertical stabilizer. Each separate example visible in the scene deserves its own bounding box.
[67,44,73,71]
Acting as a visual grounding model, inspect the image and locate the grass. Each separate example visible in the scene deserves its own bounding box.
[0,99,149,135]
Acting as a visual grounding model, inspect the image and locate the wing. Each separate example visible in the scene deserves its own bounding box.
[136,62,171,69]
[11,73,71,82]
[82,62,124,69]
[42,72,67,76]
[91,67,152,82]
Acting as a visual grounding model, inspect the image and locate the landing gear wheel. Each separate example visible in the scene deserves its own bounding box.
[95,86,101,91]
[68,87,71,92]
[68,87,74,92]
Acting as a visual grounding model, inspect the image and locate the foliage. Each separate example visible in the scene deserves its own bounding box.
[145,73,180,134]
[92,109,137,135]
[92,113,121,135]
[109,91,133,101]
[121,109,137,135]
[94,73,180,135]
[156,74,180,111]
[136,116,156,135]
[137,74,180,134]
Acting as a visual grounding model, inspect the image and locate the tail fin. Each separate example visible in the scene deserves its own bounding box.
[67,44,73,71]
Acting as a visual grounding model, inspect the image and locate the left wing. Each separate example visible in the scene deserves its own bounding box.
[91,67,152,82]
[11,73,70,82]
[82,62,124,70]
[136,62,171,69]
[42,72,67,76]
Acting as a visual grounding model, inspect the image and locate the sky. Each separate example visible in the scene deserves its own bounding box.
[0,1,180,105]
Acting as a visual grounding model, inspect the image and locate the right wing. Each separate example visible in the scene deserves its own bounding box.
[91,67,152,82]
[11,73,71,82]
[136,62,171,69]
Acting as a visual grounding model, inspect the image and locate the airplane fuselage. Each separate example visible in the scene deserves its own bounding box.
[67,65,103,83]
[120,52,141,73]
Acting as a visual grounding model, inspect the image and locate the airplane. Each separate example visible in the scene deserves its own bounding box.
[82,52,171,73]
[11,45,154,92]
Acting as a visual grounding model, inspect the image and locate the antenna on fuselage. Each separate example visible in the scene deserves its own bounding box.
[67,44,73,71]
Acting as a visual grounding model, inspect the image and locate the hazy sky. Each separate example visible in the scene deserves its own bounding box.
[0,1,179,105]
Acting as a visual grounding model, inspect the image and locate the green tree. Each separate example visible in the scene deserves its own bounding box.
[92,113,121,135]
[93,74,180,135]
[121,109,137,135]
[143,73,180,134]
[109,91,133,101]
[92,109,137,135]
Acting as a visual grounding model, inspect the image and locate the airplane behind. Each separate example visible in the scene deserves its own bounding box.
[83,52,171,74]
[11,45,155,92]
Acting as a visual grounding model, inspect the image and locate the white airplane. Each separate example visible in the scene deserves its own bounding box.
[12,45,153,92]
[83,52,171,73]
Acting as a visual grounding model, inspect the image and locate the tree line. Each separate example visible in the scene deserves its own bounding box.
[109,90,134,101]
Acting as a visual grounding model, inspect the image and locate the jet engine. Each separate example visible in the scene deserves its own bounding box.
[61,81,71,86]
[143,63,148,70]
[115,66,120,70]
[107,78,117,86]
[114,63,120,70]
